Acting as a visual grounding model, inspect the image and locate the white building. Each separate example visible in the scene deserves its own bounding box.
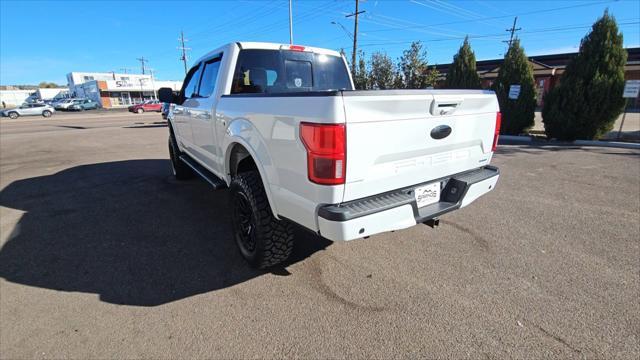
[35,88,70,101]
[67,72,182,108]
[0,90,34,108]
[23,88,70,103]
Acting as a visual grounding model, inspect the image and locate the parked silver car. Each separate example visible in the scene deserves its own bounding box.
[1,103,55,119]
[54,98,76,110]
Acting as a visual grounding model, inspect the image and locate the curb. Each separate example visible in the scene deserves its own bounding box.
[499,135,640,150]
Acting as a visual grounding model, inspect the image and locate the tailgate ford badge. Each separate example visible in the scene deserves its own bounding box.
[430,125,452,140]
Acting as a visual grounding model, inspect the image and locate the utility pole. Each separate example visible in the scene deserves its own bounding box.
[136,56,149,75]
[148,69,158,100]
[503,16,521,48]
[346,0,365,76]
[178,31,191,75]
[120,67,133,74]
[289,0,293,44]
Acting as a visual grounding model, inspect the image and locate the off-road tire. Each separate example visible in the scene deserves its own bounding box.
[168,130,194,180]
[42,110,52,117]
[8,112,18,119]
[230,171,294,269]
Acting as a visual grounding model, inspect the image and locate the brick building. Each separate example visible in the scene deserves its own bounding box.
[434,47,640,107]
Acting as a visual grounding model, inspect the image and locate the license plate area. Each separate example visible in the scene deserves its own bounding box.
[414,182,441,208]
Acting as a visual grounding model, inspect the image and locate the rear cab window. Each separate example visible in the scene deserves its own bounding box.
[231,49,352,94]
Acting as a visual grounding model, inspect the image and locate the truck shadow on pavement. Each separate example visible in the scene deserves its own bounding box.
[0,159,331,306]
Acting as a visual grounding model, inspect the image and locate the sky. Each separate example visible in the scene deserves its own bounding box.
[1,0,639,85]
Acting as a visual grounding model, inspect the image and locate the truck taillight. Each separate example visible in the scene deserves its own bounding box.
[492,112,501,152]
[300,123,346,185]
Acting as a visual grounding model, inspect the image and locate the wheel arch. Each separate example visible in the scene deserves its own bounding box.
[226,141,280,218]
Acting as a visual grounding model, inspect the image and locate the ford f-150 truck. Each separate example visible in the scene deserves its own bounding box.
[158,42,501,269]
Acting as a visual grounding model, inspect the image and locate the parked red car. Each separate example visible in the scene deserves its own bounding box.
[128,100,162,113]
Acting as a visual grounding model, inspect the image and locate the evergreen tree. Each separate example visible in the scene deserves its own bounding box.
[398,41,431,89]
[492,39,536,135]
[353,50,369,90]
[542,11,627,140]
[392,70,405,89]
[38,82,60,88]
[369,52,395,89]
[445,36,481,89]
[424,66,441,88]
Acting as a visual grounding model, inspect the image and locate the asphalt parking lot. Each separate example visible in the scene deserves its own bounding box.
[1,112,638,359]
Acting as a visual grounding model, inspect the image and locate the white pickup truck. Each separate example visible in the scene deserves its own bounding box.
[158,42,501,268]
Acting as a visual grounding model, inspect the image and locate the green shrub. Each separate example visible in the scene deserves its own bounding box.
[492,39,536,135]
[542,11,627,140]
[445,36,481,89]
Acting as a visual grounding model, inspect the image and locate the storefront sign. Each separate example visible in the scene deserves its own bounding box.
[508,85,521,100]
[105,80,152,92]
[623,80,640,98]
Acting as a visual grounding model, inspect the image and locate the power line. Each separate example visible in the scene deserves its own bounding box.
[202,0,345,47]
[358,13,464,40]
[364,0,614,33]
[410,0,505,30]
[188,0,281,41]
[338,20,640,49]
[178,31,191,75]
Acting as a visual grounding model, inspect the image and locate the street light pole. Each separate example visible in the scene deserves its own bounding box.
[289,0,293,44]
[331,21,353,40]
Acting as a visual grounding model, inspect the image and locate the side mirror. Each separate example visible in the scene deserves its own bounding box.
[158,87,178,104]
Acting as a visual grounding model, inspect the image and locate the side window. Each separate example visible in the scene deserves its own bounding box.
[182,64,203,99]
[231,49,280,94]
[198,57,222,97]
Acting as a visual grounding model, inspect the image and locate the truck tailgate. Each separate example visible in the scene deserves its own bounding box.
[341,90,499,202]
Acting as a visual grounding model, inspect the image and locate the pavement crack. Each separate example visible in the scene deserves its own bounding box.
[533,323,583,355]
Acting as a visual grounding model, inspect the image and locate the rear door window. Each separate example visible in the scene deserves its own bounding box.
[198,56,222,97]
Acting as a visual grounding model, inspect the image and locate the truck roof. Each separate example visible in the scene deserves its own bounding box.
[237,42,342,57]
[193,42,343,66]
